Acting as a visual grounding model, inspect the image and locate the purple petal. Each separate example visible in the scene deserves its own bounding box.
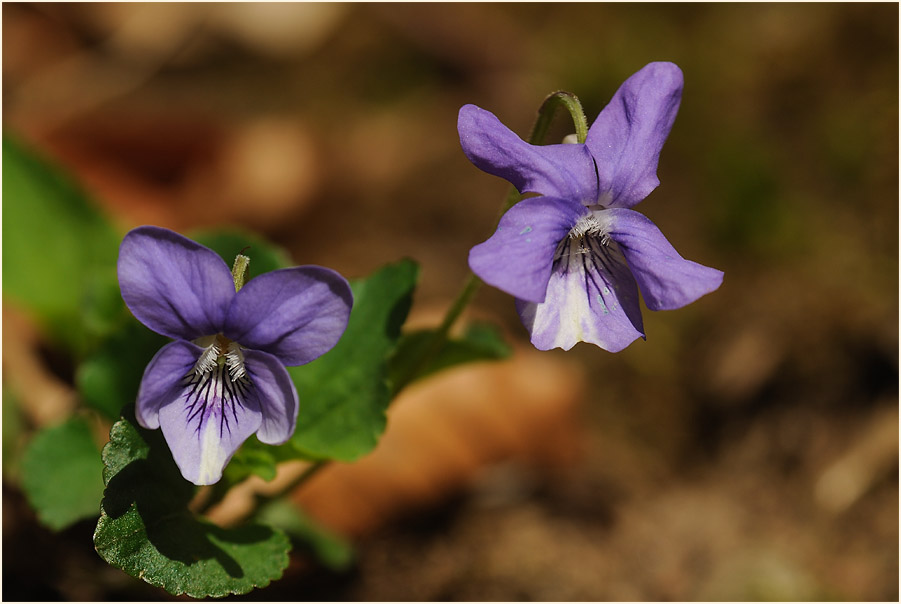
[458,104,599,203]
[469,197,588,303]
[515,236,644,352]
[603,208,724,311]
[135,340,200,430]
[118,226,235,340]
[243,349,298,445]
[585,62,683,209]
[224,267,352,367]
[158,367,263,485]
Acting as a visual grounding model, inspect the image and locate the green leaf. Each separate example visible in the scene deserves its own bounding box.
[76,321,169,420]
[20,417,105,531]
[287,259,419,461]
[256,499,354,571]
[387,321,512,392]
[2,136,120,355]
[224,438,279,484]
[94,414,291,598]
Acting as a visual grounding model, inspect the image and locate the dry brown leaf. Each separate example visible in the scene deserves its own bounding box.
[814,402,899,513]
[293,346,584,536]
[207,346,585,536]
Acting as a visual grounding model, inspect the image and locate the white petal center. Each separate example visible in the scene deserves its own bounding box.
[191,334,247,381]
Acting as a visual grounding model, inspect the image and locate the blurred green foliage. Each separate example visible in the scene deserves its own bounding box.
[20,416,104,531]
[256,499,355,571]
[2,137,121,356]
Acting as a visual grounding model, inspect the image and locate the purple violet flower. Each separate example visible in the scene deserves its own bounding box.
[459,62,723,352]
[117,226,353,485]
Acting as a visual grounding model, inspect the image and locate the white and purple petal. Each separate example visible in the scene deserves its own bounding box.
[585,62,683,209]
[224,267,352,367]
[243,349,299,445]
[516,237,644,352]
[135,340,201,431]
[458,104,599,204]
[118,226,235,341]
[157,361,263,486]
[469,197,588,303]
[601,208,724,310]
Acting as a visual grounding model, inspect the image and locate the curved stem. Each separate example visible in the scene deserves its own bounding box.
[389,271,482,396]
[531,91,589,146]
[240,90,589,517]
[261,459,329,508]
[498,91,587,217]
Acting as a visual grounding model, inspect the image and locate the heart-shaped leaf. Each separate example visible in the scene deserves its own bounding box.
[287,259,419,460]
[93,413,291,598]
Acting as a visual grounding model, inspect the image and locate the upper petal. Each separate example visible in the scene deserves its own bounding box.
[585,62,683,209]
[515,236,644,352]
[118,226,235,340]
[469,196,588,303]
[602,208,724,310]
[135,340,200,430]
[458,104,599,203]
[224,266,353,366]
[243,349,299,445]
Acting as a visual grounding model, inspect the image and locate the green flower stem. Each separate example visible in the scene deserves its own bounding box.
[533,91,589,145]
[259,458,328,507]
[236,90,588,519]
[389,271,483,396]
[499,91,588,217]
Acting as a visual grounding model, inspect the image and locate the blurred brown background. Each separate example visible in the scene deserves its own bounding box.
[3,3,898,601]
